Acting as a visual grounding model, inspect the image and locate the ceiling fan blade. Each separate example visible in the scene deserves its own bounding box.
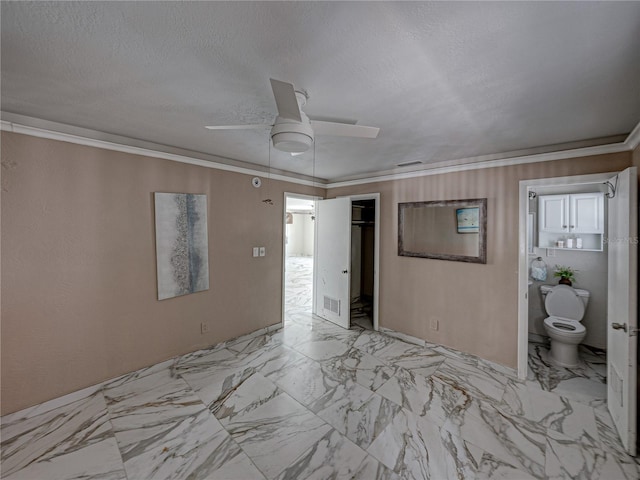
[311,120,379,139]
[270,79,302,122]
[205,124,270,130]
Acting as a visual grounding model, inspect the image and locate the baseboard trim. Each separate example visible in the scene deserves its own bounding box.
[379,326,518,379]
[379,327,425,346]
[1,323,284,420]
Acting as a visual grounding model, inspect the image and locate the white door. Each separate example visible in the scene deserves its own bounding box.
[314,197,351,328]
[607,166,638,455]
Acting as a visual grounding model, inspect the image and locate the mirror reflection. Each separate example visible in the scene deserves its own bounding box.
[398,198,487,264]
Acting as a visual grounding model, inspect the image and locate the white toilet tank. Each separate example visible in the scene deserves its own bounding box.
[540,285,590,321]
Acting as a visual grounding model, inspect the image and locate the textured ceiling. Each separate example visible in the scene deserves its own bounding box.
[2,2,640,181]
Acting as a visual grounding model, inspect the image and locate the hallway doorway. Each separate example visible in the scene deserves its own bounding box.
[283,195,317,324]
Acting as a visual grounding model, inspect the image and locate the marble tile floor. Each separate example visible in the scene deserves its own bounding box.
[2,261,636,479]
[527,340,608,410]
[286,255,374,332]
[284,255,314,316]
[351,315,373,331]
[2,313,638,480]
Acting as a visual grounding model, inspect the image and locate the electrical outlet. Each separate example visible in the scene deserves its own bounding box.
[201,322,210,334]
[252,247,259,257]
[259,247,266,257]
[429,317,439,331]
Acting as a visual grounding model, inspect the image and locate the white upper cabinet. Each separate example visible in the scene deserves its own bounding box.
[539,195,569,232]
[538,192,605,251]
[570,193,604,233]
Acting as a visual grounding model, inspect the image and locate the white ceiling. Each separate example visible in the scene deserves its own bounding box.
[2,2,639,182]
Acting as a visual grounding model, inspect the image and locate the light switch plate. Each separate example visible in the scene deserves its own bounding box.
[259,247,266,257]
[253,247,259,257]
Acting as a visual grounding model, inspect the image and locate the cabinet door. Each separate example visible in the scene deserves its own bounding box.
[570,193,604,234]
[539,195,568,233]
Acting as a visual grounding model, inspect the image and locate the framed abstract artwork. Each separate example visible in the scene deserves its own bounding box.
[154,192,209,300]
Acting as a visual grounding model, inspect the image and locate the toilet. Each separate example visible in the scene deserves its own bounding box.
[540,284,590,368]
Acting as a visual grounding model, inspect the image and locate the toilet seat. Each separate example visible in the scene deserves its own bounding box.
[540,284,590,368]
[544,285,585,321]
[543,316,585,336]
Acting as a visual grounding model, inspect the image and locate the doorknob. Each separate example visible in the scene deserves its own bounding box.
[612,322,627,332]
[342,269,348,274]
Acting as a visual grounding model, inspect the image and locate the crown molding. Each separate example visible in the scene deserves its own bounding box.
[0,115,326,188]
[624,119,640,150]
[325,141,630,189]
[3,113,638,190]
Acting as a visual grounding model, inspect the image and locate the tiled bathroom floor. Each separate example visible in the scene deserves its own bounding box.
[1,259,637,479]
[527,340,608,409]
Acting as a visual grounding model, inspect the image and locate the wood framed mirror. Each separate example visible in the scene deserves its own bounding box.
[398,198,487,264]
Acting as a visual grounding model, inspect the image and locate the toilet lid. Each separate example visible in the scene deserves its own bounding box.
[544,317,586,334]
[545,285,585,321]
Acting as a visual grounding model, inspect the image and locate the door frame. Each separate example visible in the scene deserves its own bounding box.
[339,193,381,331]
[282,192,323,326]
[517,171,618,379]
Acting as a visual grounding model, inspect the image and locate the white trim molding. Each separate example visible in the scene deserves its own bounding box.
[326,141,631,189]
[0,118,325,188]
[625,120,640,150]
[379,327,425,346]
[3,113,639,188]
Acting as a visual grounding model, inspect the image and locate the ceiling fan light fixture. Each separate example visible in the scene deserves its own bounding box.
[272,132,313,153]
[206,79,379,156]
[270,120,314,153]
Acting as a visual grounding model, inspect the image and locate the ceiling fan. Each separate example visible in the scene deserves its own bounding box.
[205,79,380,154]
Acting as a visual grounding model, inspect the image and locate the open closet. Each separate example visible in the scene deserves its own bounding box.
[351,199,376,330]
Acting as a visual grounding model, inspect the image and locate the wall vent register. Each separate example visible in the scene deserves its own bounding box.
[323,296,340,315]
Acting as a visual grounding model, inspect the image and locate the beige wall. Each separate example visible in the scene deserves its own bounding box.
[1,132,323,415]
[2,129,634,415]
[331,153,631,369]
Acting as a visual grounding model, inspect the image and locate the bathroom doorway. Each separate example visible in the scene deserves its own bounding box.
[517,168,638,454]
[282,194,319,325]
